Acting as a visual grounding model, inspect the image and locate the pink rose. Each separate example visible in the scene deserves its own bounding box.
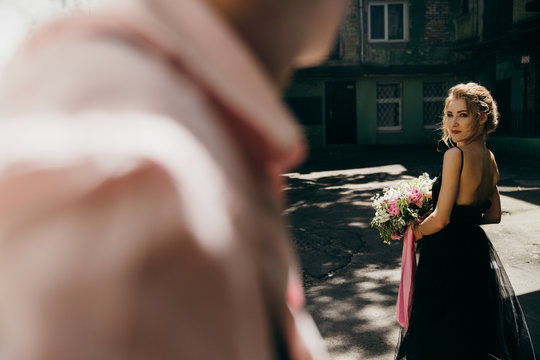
[407,188,423,208]
[388,197,401,216]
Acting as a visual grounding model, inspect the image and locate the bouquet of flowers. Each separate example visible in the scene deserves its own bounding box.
[371,173,436,244]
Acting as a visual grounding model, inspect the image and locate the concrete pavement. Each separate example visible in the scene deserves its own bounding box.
[284,145,540,359]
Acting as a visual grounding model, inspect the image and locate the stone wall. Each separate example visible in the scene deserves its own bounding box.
[360,0,453,66]
[332,0,361,65]
[424,0,450,45]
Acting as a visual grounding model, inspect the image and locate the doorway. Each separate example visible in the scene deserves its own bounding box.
[325,81,357,145]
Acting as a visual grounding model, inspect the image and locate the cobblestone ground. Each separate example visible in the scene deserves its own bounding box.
[284,145,540,359]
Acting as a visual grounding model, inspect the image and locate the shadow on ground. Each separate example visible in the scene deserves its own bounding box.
[284,146,443,358]
[284,145,540,359]
[286,172,402,278]
[489,152,540,207]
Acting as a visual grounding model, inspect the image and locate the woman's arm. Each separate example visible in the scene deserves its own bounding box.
[482,152,501,224]
[482,186,501,224]
[414,148,462,240]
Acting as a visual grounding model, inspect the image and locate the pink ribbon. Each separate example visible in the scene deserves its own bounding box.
[396,224,417,329]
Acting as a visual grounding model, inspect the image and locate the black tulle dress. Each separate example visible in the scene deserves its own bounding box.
[396,149,536,360]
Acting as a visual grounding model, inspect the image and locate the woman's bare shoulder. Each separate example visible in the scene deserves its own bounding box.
[442,147,463,169]
[443,146,463,158]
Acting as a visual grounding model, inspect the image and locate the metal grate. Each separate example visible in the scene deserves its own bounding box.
[423,81,447,128]
[377,83,401,129]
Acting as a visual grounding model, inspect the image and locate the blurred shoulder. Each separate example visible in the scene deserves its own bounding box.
[0,26,196,115]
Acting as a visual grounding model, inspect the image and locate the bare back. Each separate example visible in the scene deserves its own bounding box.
[456,145,499,206]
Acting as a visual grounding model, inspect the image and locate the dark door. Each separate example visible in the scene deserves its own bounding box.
[325,81,357,145]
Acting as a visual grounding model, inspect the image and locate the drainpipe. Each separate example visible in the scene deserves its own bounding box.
[358,0,365,64]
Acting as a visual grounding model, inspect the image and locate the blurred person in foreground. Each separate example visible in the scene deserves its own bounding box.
[0,0,347,358]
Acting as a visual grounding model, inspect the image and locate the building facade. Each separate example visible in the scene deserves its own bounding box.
[285,0,540,156]
[455,0,540,158]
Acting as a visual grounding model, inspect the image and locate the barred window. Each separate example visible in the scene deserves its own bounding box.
[376,83,402,131]
[423,81,447,128]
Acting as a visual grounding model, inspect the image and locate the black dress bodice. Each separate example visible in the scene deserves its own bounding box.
[431,175,492,226]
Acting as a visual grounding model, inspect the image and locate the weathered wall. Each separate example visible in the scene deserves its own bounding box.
[355,78,444,146]
[326,0,453,67]
[286,76,453,148]
[286,81,326,148]
[362,0,452,66]
[332,0,361,65]
[514,0,539,23]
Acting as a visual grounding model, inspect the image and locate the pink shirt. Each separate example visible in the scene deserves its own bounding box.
[0,0,327,359]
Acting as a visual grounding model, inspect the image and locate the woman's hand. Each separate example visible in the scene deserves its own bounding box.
[413,211,431,241]
[413,224,424,241]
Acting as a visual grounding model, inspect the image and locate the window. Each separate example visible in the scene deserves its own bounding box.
[423,81,447,129]
[369,2,408,42]
[377,83,402,131]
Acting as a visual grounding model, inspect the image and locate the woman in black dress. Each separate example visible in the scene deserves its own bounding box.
[396,83,536,359]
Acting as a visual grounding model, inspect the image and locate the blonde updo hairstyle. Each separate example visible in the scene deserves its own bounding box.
[441,82,499,147]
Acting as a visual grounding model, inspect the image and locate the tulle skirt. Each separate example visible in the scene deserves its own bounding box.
[396,221,536,360]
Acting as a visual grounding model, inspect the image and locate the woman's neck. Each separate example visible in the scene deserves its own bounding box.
[457,131,486,148]
[457,136,486,149]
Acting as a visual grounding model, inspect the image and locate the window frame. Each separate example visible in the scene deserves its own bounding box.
[376,82,403,132]
[368,1,409,43]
